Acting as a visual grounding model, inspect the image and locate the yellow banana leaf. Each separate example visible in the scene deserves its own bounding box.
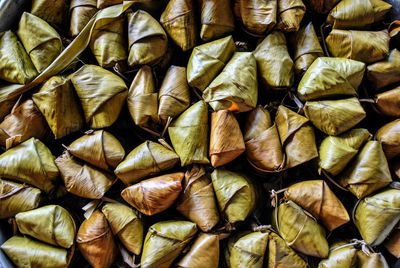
[0,179,41,219]
[319,128,371,175]
[76,210,118,268]
[355,189,400,246]
[273,200,329,258]
[203,52,258,112]
[375,86,400,117]
[90,15,127,67]
[357,251,389,268]
[127,10,168,67]
[32,76,84,139]
[115,140,180,184]
[127,65,158,128]
[254,31,294,90]
[1,236,68,268]
[169,101,209,166]
[68,130,125,171]
[377,119,400,159]
[277,0,306,32]
[245,107,283,171]
[55,152,115,199]
[318,242,357,268]
[304,97,366,135]
[326,29,390,64]
[327,0,392,29]
[367,49,400,90]
[236,0,277,35]
[211,169,256,224]
[308,0,340,13]
[17,12,63,73]
[275,105,318,168]
[187,35,235,92]
[69,0,98,37]
[0,31,38,84]
[141,220,197,268]
[289,22,324,76]
[177,233,219,268]
[339,140,392,199]
[210,110,245,167]
[70,64,128,129]
[102,202,144,255]
[0,138,58,193]
[230,231,269,268]
[15,205,75,248]
[268,232,308,268]
[158,66,190,122]
[160,0,197,51]
[0,99,50,148]
[176,165,219,232]
[97,0,122,9]
[298,57,365,101]
[284,180,350,231]
[31,0,69,28]
[199,0,234,41]
[121,172,184,216]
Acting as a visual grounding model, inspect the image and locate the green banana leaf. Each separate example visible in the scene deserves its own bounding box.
[376,119,400,159]
[224,231,251,268]
[268,232,308,268]
[276,0,306,32]
[31,0,69,28]
[230,231,269,268]
[318,242,357,268]
[235,0,277,35]
[199,0,234,41]
[357,251,389,268]
[367,49,400,90]
[69,0,98,37]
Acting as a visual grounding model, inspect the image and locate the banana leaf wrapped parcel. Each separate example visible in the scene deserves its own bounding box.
[32,76,84,139]
[0,99,50,148]
[308,0,340,14]
[276,0,306,32]
[319,128,371,176]
[253,31,294,90]
[17,12,63,73]
[67,130,125,172]
[141,220,197,268]
[338,140,392,199]
[169,101,210,166]
[326,29,389,64]
[70,64,128,129]
[318,242,357,268]
[273,200,329,258]
[203,52,258,112]
[367,49,400,91]
[268,232,308,268]
[375,86,400,117]
[234,0,277,35]
[326,0,392,29]
[177,233,219,268]
[102,202,144,255]
[211,169,256,224]
[244,106,284,172]
[69,0,98,37]
[115,140,180,184]
[298,57,365,101]
[1,236,69,268]
[0,179,41,219]
[284,180,350,231]
[210,110,245,167]
[0,31,38,84]
[31,0,69,29]
[289,22,324,76]
[121,172,184,216]
[377,119,400,159]
[0,138,59,193]
[160,0,197,51]
[176,165,219,232]
[127,10,168,67]
[187,35,235,92]
[55,152,115,199]
[76,210,118,268]
[229,231,269,268]
[90,15,127,68]
[357,251,389,268]
[304,97,366,136]
[15,205,76,248]
[355,189,400,246]
[199,0,234,41]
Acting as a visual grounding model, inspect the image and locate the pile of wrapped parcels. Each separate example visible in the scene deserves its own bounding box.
[1,0,400,267]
